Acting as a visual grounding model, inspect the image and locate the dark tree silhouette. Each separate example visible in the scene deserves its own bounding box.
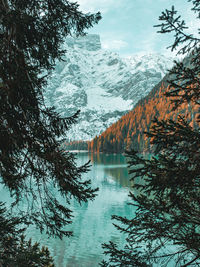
[101,1,200,266]
[0,0,101,239]
[0,202,55,266]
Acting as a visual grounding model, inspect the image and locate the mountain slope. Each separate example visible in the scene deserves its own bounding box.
[88,72,199,153]
[45,34,173,141]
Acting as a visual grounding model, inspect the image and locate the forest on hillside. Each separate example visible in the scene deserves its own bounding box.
[65,75,199,154]
[88,73,199,153]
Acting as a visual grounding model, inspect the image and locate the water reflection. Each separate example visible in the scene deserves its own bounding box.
[89,152,127,166]
[54,152,135,267]
[1,152,136,267]
[88,153,133,189]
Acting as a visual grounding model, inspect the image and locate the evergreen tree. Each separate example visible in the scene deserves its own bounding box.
[0,0,101,239]
[0,202,54,266]
[101,1,200,266]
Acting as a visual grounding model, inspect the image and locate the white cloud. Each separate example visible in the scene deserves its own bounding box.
[102,39,128,51]
[75,0,117,13]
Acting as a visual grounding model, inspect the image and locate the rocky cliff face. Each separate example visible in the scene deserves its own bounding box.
[45,34,173,141]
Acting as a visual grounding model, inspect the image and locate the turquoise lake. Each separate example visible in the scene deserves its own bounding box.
[27,152,135,267]
[0,152,179,266]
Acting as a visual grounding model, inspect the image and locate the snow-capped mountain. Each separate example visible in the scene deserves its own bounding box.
[45,34,173,141]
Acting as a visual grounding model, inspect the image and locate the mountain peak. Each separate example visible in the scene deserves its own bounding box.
[46,35,173,141]
[66,34,101,51]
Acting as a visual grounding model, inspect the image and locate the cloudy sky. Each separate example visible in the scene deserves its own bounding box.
[75,0,198,57]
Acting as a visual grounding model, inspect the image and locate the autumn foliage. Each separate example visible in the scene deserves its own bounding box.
[88,76,199,153]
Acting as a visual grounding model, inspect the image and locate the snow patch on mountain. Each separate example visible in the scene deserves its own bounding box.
[45,34,174,141]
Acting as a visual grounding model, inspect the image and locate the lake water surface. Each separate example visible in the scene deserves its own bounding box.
[28,152,135,267]
[0,152,179,266]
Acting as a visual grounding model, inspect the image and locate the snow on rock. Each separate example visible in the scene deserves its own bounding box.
[45,34,174,141]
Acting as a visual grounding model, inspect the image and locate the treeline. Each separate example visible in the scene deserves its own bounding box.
[62,140,88,151]
[88,78,199,153]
